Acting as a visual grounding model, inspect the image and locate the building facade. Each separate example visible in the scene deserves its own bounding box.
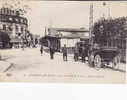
[0,7,28,48]
[41,28,89,53]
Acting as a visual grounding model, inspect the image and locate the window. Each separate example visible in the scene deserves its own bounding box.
[8,26,13,31]
[23,19,27,24]
[12,11,15,15]
[0,9,2,14]
[21,27,24,32]
[0,15,1,21]
[20,19,23,23]
[6,8,9,15]
[3,24,6,30]
[1,16,5,21]
[15,18,19,22]
[23,19,25,23]
[16,25,18,31]
[9,17,13,21]
[16,11,20,16]
[18,19,21,23]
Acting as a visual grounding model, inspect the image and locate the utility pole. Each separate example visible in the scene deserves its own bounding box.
[103,2,111,18]
[49,18,53,28]
[108,3,110,18]
[89,3,93,46]
[44,27,47,36]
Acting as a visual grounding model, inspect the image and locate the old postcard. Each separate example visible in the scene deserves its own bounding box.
[0,0,126,83]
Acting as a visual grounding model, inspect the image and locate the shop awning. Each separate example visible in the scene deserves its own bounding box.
[10,38,22,43]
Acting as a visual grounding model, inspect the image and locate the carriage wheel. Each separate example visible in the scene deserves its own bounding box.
[94,54,102,68]
[112,55,120,70]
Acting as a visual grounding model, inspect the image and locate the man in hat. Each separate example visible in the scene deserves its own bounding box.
[62,44,68,61]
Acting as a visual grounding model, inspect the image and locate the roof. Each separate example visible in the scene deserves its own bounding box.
[62,33,89,39]
[45,34,61,38]
[80,36,90,39]
[48,28,89,33]
[45,33,89,39]
[45,28,89,39]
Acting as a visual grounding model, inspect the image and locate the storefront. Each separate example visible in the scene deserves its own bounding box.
[10,37,22,48]
[41,35,61,52]
[41,28,89,53]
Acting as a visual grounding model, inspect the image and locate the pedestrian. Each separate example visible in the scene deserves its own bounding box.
[40,44,43,56]
[0,53,1,60]
[82,46,86,63]
[74,46,79,61]
[50,46,55,59]
[62,44,67,61]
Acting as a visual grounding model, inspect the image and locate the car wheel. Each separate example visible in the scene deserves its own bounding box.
[94,54,102,68]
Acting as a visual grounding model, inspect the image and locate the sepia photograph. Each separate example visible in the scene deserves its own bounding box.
[0,0,126,83]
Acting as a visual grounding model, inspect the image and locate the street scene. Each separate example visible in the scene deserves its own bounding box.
[0,47,126,83]
[0,0,126,83]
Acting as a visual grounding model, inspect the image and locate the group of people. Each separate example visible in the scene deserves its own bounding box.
[40,44,88,62]
[74,46,88,63]
[40,44,55,59]
[40,44,68,61]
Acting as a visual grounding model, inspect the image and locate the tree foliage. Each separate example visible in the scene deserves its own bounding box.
[92,17,127,46]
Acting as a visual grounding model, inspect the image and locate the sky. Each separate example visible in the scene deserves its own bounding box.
[0,0,127,36]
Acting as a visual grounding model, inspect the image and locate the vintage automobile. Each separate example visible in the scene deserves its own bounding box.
[75,41,89,60]
[75,40,121,69]
[88,45,121,69]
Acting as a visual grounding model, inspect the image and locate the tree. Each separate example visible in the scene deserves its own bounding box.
[92,17,127,47]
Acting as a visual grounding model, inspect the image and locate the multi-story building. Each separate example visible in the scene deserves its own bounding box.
[0,7,28,48]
